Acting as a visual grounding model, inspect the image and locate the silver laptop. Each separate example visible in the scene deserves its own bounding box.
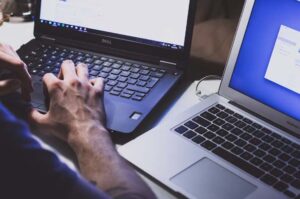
[120,0,300,198]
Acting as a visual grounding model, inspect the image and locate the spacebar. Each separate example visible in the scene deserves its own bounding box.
[213,147,264,178]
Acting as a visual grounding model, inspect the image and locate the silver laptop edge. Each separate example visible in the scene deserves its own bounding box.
[120,0,299,198]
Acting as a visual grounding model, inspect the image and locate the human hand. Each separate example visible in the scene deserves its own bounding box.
[30,60,108,146]
[0,44,33,99]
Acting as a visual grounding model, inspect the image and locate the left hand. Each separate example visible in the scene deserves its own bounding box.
[0,44,33,100]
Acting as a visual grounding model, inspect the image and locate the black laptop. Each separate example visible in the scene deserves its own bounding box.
[17,0,196,134]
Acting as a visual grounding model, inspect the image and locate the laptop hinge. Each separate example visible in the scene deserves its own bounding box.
[40,35,56,42]
[159,60,177,67]
[229,101,300,139]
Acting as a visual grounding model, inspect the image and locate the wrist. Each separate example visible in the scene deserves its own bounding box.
[67,122,114,155]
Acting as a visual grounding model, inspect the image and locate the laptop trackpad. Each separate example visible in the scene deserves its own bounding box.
[170,158,256,199]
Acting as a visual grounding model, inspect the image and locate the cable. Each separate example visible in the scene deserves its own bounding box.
[195,75,221,98]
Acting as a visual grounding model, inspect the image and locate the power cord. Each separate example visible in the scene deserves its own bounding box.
[195,75,221,98]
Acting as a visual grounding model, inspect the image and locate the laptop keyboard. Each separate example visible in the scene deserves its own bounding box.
[174,104,300,198]
[22,43,168,101]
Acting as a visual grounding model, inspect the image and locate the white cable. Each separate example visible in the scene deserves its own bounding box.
[195,75,221,98]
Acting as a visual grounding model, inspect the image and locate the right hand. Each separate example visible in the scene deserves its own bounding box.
[30,60,108,145]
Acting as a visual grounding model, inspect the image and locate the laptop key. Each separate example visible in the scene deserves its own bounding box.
[132,96,143,101]
[233,113,243,120]
[254,149,266,158]
[194,126,207,134]
[127,85,150,94]
[127,78,138,85]
[223,123,234,131]
[278,153,291,162]
[252,123,262,129]
[201,112,216,121]
[291,180,300,189]
[260,163,273,172]
[192,135,206,144]
[244,126,255,133]
[225,116,238,124]
[225,134,237,142]
[213,118,226,126]
[269,146,281,156]
[244,144,257,153]
[263,155,276,163]
[240,133,253,141]
[234,121,247,128]
[234,139,247,147]
[203,131,216,139]
[120,93,131,99]
[259,143,272,151]
[212,136,225,145]
[110,90,120,96]
[213,147,264,178]
[183,131,197,139]
[137,81,147,87]
[184,121,198,130]
[283,165,296,175]
[273,160,286,169]
[282,145,294,154]
[217,112,229,119]
[270,168,284,178]
[289,159,300,167]
[208,107,220,114]
[207,124,220,132]
[291,150,300,159]
[243,118,253,124]
[146,78,159,88]
[249,138,261,146]
[201,141,217,151]
[231,128,243,136]
[224,109,234,115]
[271,140,284,148]
[222,142,234,150]
[193,117,210,127]
[231,146,244,155]
[261,174,278,185]
[216,104,226,110]
[216,129,229,137]
[261,128,272,134]
[241,152,253,161]
[281,174,294,184]
[250,157,263,166]
[284,191,296,198]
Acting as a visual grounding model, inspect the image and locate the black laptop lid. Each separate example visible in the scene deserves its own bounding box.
[34,0,196,63]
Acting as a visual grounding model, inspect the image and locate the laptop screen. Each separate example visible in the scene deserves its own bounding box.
[230,0,300,121]
[39,0,190,51]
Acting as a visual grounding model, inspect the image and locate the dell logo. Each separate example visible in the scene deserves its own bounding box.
[101,39,112,45]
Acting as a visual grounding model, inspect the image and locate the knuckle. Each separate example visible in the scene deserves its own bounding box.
[49,81,63,93]
[69,78,82,88]
[94,87,103,96]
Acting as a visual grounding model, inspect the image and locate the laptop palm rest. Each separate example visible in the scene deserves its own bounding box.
[170,158,256,199]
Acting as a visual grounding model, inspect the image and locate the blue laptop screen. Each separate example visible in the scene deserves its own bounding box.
[230,0,300,121]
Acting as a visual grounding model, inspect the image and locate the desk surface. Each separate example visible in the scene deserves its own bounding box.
[0,22,220,199]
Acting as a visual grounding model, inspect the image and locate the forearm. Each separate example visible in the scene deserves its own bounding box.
[69,124,156,199]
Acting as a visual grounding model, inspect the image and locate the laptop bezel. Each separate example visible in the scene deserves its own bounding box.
[219,0,300,136]
[33,0,197,64]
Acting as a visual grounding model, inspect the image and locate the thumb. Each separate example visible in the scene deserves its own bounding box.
[29,109,48,126]
[0,79,21,96]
